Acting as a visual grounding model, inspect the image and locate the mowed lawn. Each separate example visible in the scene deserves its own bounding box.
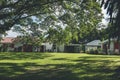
[0,52,120,80]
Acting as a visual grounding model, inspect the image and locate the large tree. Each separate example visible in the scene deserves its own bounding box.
[100,0,120,40]
[100,0,120,53]
[0,0,63,33]
[44,0,102,44]
[0,0,102,44]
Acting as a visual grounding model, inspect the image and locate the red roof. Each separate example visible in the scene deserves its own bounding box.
[0,37,15,43]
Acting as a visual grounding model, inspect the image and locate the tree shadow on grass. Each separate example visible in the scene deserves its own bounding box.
[0,62,118,80]
[0,63,80,80]
[13,66,79,80]
[71,56,120,80]
[0,62,39,80]
[52,58,70,61]
[0,55,120,80]
[0,52,53,60]
[111,66,120,79]
[78,55,120,59]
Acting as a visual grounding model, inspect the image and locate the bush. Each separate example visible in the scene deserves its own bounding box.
[94,50,98,54]
[87,49,98,54]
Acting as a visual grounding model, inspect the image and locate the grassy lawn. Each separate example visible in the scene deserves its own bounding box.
[0,52,120,80]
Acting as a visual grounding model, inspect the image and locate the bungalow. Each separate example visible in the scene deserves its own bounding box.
[0,37,45,52]
[0,37,81,53]
[42,43,81,53]
[85,40,101,52]
[0,37,15,51]
[42,43,53,52]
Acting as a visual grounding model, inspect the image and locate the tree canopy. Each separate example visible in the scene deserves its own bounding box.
[0,0,103,44]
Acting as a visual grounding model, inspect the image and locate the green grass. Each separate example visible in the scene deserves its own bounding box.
[0,52,120,80]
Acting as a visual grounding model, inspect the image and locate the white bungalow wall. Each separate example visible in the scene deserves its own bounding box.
[57,45,64,52]
[110,41,114,51]
[85,46,98,51]
[108,41,116,54]
[42,43,53,51]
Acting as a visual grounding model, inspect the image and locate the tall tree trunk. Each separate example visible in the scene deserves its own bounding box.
[108,36,111,55]
[118,35,120,54]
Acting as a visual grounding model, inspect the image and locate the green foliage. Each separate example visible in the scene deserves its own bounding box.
[46,0,102,44]
[45,26,73,45]
[15,36,43,46]
[13,17,44,46]
[0,0,103,44]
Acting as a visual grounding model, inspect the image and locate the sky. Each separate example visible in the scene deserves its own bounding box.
[101,7,109,25]
[6,8,108,37]
[6,30,19,37]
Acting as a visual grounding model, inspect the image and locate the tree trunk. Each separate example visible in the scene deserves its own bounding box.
[118,35,120,54]
[108,36,111,55]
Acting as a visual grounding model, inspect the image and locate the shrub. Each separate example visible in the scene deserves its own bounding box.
[87,49,98,54]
